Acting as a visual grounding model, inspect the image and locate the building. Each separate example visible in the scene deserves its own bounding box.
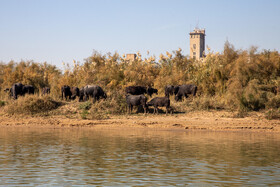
[126,54,137,61]
[189,28,205,60]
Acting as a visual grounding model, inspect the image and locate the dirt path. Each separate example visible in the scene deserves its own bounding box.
[0,111,279,132]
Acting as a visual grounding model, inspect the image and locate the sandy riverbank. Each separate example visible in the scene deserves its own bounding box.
[0,111,279,132]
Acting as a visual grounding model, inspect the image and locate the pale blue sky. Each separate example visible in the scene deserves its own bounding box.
[0,0,279,69]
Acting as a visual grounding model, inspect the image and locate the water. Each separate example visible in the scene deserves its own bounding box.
[0,127,280,186]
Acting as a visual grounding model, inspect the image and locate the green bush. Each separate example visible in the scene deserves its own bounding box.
[79,101,92,110]
[80,109,89,119]
[0,100,5,107]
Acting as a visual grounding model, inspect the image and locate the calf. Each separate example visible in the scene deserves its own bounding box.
[126,94,148,114]
[147,97,172,114]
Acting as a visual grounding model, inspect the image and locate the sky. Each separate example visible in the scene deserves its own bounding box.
[0,0,279,69]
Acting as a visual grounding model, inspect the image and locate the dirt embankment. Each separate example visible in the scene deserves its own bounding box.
[0,111,279,132]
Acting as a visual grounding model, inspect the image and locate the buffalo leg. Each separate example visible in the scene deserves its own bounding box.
[153,107,156,114]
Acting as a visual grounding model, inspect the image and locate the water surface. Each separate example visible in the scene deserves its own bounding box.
[0,127,280,186]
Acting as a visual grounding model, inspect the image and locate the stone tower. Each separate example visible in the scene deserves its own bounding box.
[126,54,137,61]
[189,28,205,60]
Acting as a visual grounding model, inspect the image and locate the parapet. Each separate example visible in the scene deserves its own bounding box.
[190,29,205,35]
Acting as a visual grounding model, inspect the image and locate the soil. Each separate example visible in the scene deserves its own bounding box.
[1,110,280,132]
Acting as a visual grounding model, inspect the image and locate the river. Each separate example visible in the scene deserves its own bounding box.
[0,127,280,186]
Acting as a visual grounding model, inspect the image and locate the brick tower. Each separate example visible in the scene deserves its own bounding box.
[189,28,205,60]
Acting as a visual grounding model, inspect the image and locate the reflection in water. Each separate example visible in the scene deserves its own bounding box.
[0,128,280,186]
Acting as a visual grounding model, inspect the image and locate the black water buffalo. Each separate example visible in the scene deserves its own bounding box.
[11,83,24,99]
[174,85,181,95]
[165,85,175,98]
[175,84,197,101]
[84,85,107,103]
[61,85,72,100]
[79,86,85,102]
[125,86,147,95]
[147,97,172,114]
[42,87,50,95]
[10,83,35,99]
[126,94,148,114]
[70,87,80,100]
[147,87,158,97]
[23,85,35,95]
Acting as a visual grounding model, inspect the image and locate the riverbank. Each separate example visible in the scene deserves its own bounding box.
[1,110,279,132]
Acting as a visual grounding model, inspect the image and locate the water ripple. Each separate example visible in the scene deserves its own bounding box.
[0,129,280,185]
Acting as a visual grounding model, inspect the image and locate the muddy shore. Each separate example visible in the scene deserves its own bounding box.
[0,111,279,132]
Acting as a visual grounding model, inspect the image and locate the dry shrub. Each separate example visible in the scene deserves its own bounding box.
[190,95,226,110]
[238,80,267,111]
[265,95,280,109]
[170,95,226,113]
[4,95,61,115]
[88,90,126,120]
[1,43,280,115]
[265,109,280,120]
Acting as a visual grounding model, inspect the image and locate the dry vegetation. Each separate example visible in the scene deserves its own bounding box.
[0,41,280,120]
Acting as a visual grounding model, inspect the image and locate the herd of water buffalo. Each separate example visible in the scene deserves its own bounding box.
[4,83,197,114]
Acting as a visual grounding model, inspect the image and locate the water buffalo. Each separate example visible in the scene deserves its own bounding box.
[165,85,175,98]
[70,87,80,100]
[126,94,148,114]
[174,85,181,95]
[8,83,35,99]
[11,83,24,99]
[147,87,158,97]
[84,85,107,103]
[125,86,147,95]
[175,84,197,101]
[42,87,50,95]
[61,85,72,100]
[23,85,35,95]
[79,86,85,102]
[147,97,172,114]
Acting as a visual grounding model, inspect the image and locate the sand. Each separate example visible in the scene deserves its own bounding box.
[0,110,279,132]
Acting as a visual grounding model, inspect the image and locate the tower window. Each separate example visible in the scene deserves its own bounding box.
[193,44,196,49]
[193,52,196,59]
